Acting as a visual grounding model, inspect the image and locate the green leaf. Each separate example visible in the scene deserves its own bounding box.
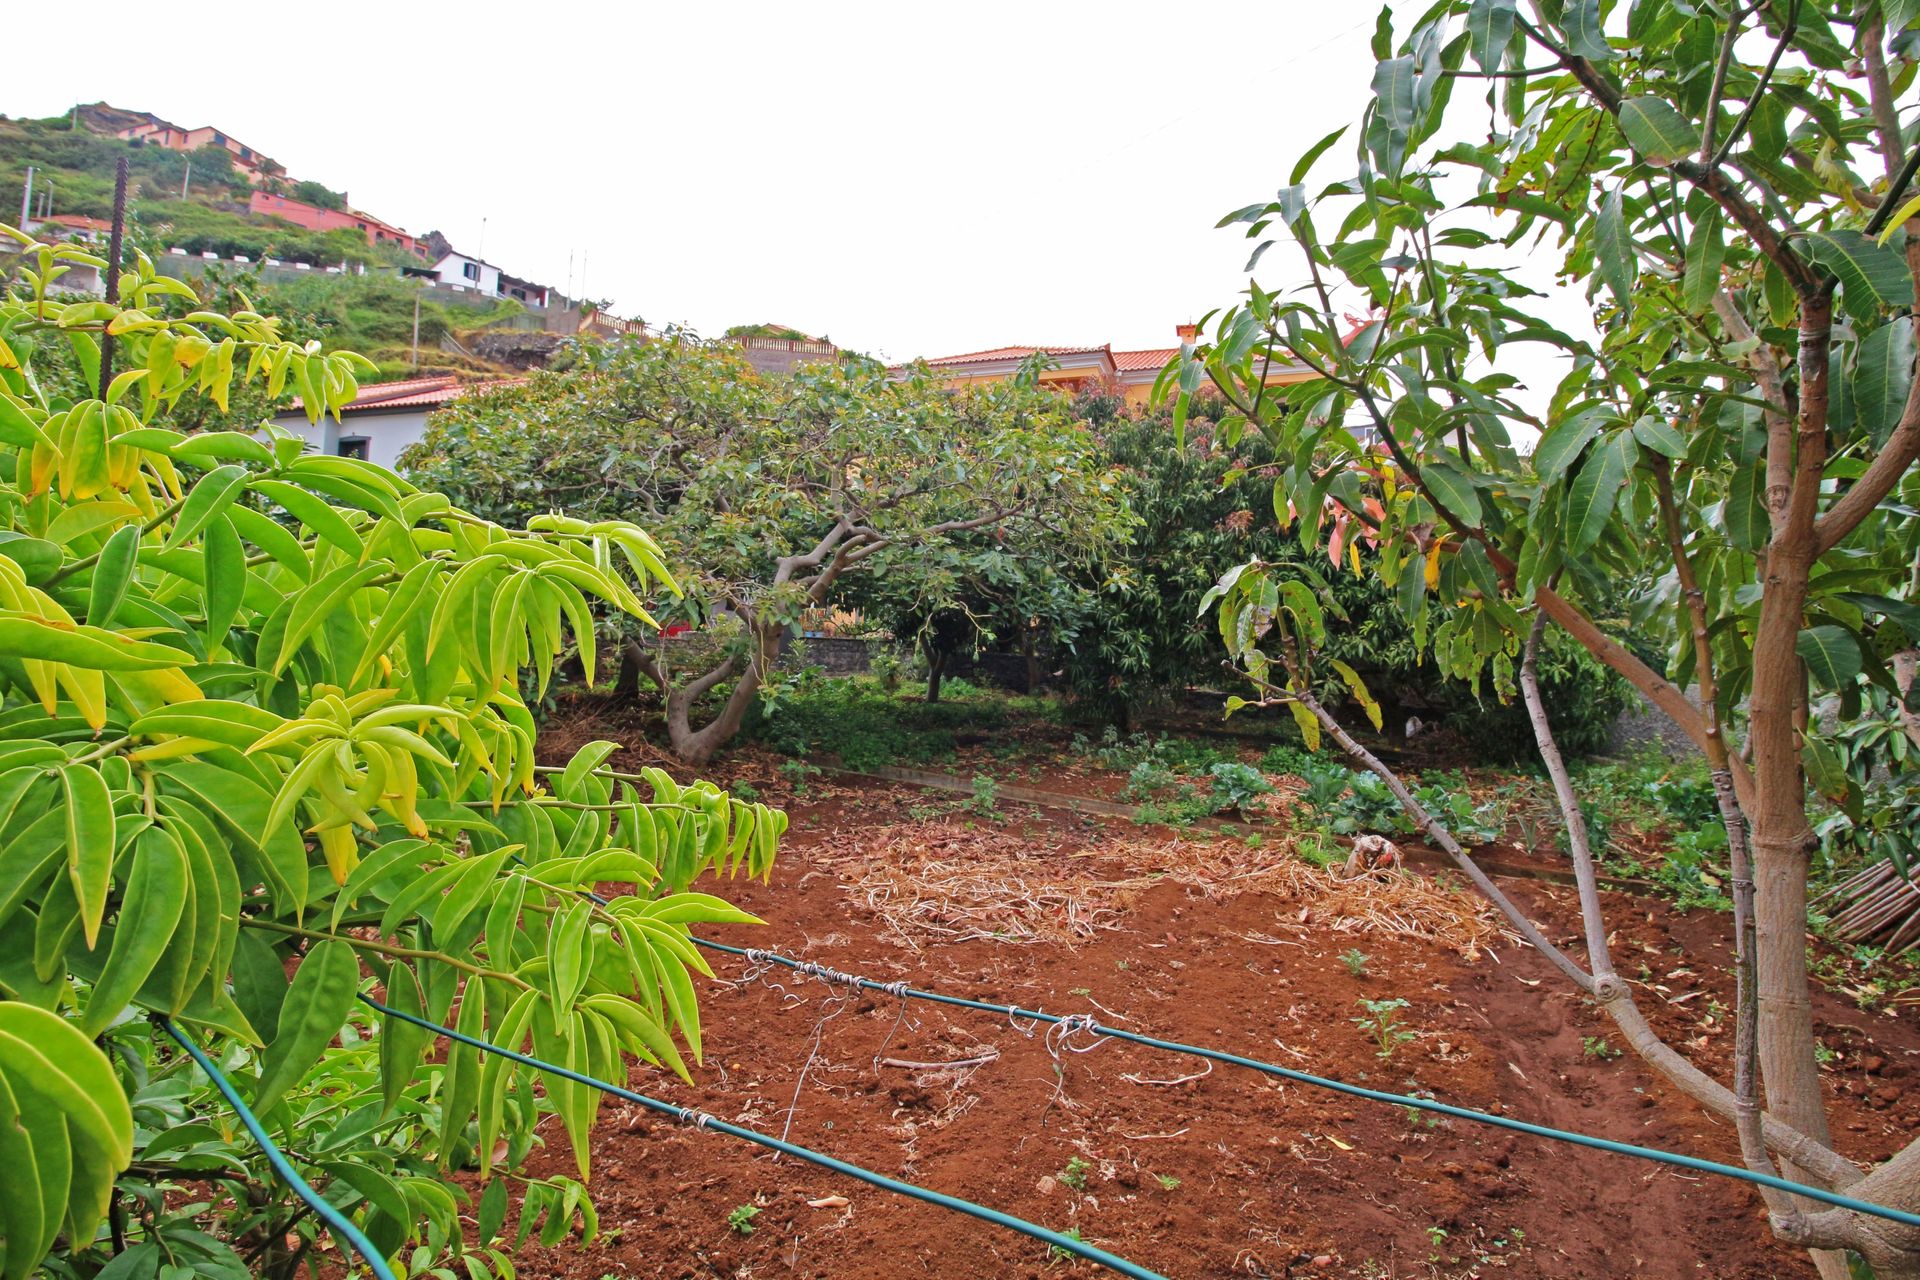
[1533,408,1605,482]
[0,1002,135,1250]
[1420,460,1484,527]
[202,513,245,653]
[1631,415,1687,458]
[1563,431,1632,553]
[0,612,195,671]
[1466,0,1518,72]
[1804,230,1916,321]
[1682,206,1726,312]
[1369,56,1416,178]
[1854,317,1915,444]
[78,827,189,1037]
[1594,186,1634,312]
[59,764,115,951]
[163,465,250,552]
[1725,462,1769,552]
[379,964,434,1116]
[1563,0,1611,60]
[252,937,361,1115]
[1618,96,1701,166]
[1796,625,1864,689]
[86,525,140,629]
[1289,126,1350,186]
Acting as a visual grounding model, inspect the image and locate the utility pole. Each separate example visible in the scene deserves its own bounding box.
[181,157,190,200]
[411,292,421,371]
[19,166,32,228]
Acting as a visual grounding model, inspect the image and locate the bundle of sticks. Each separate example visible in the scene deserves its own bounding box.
[1814,860,1920,954]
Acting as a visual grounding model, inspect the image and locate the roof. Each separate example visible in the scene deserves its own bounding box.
[1112,346,1176,372]
[283,375,524,416]
[920,344,1108,366]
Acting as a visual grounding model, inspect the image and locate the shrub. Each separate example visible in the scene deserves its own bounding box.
[0,229,784,1277]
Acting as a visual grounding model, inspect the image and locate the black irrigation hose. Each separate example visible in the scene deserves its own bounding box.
[360,995,1167,1279]
[688,937,1920,1231]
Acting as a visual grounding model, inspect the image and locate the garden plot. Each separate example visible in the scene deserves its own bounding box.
[488,762,1920,1280]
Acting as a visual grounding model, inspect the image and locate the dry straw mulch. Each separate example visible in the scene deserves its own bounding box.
[831,818,1511,957]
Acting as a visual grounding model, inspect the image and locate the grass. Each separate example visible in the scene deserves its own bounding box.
[744,675,1026,770]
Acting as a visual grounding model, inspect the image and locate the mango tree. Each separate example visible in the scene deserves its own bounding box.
[0,226,785,1278]
[1173,1,1920,1273]
[407,337,1128,763]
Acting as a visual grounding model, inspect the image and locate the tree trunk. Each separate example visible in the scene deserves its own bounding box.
[651,627,780,766]
[1748,540,1848,1278]
[924,643,948,704]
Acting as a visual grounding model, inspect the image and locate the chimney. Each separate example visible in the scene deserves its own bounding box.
[1175,323,1198,341]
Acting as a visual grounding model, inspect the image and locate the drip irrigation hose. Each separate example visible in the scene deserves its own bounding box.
[688,937,1920,1231]
[155,1016,399,1280]
[360,995,1167,1280]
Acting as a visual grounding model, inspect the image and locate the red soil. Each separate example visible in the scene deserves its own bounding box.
[489,768,1919,1280]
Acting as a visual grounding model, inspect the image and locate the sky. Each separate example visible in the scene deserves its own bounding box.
[6,1,1391,362]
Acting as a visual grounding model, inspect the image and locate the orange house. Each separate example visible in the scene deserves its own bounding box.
[248,191,419,253]
[90,105,286,185]
[908,324,1318,407]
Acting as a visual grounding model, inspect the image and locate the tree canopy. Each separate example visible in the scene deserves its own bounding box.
[407,336,1130,761]
[1177,1,1920,1272]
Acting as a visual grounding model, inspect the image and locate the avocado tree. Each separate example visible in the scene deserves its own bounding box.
[1174,2,1920,1272]
[408,336,1128,763]
[0,225,784,1278]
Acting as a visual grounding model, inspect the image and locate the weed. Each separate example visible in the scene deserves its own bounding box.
[1048,1227,1085,1263]
[1339,948,1372,978]
[965,773,1002,818]
[1352,997,1416,1061]
[1057,1155,1092,1190]
[779,758,822,797]
[1582,1035,1622,1061]
[1154,1173,1181,1190]
[726,1204,760,1235]
[728,779,761,802]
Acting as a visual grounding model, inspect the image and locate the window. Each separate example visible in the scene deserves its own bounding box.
[336,437,370,460]
[462,262,480,281]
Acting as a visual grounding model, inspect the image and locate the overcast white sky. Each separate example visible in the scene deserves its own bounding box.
[10,1,1394,362]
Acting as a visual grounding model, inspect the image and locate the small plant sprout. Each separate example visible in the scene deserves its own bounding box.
[966,773,1002,817]
[1340,948,1372,977]
[1155,1173,1181,1191]
[1049,1227,1086,1263]
[1057,1155,1092,1190]
[1352,998,1416,1061]
[1582,1035,1622,1061]
[726,1204,760,1235]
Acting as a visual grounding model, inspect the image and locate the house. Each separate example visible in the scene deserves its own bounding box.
[81,103,286,185]
[432,248,502,297]
[273,374,520,472]
[908,324,1325,408]
[248,191,418,253]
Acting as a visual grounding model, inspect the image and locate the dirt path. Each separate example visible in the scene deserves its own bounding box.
[490,774,1918,1280]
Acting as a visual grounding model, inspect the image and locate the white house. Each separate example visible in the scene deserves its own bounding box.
[272,375,519,473]
[432,250,503,296]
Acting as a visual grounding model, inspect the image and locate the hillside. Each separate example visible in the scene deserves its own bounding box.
[1,112,413,269]
[0,110,566,381]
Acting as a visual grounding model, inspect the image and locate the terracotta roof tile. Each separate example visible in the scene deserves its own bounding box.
[288,375,523,415]
[1112,347,1177,372]
[920,344,1107,366]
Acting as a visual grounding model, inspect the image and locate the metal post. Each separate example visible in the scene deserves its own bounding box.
[98,157,129,400]
[411,292,420,370]
[181,157,190,200]
[18,165,32,227]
